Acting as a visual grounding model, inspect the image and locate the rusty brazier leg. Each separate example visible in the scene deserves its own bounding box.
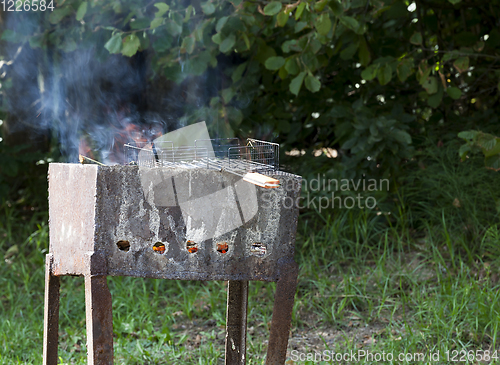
[265,259,299,365]
[85,275,113,364]
[225,280,249,365]
[84,252,114,365]
[43,254,60,365]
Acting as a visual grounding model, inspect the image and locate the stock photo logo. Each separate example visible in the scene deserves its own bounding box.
[262,174,389,212]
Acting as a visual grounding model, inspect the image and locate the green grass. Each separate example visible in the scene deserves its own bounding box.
[2,145,500,364]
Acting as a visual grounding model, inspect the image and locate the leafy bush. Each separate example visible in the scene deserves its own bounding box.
[1,0,499,183]
[459,130,500,170]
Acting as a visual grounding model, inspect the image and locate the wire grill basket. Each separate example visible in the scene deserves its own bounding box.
[124,138,279,178]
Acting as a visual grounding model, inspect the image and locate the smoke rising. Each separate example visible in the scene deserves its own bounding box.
[0,4,221,164]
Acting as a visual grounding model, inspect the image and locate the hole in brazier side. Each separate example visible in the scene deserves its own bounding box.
[217,242,228,254]
[116,240,130,252]
[186,240,198,253]
[153,242,166,254]
[250,242,266,256]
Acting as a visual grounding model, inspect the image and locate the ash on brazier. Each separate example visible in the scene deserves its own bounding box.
[43,162,301,365]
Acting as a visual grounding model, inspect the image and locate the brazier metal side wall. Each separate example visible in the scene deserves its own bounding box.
[43,163,301,365]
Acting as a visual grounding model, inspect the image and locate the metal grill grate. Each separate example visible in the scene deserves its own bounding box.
[124,138,279,178]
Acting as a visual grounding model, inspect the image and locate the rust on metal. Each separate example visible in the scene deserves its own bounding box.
[47,164,301,281]
[44,163,302,364]
[85,274,114,364]
[225,280,249,364]
[43,254,60,365]
[265,259,299,365]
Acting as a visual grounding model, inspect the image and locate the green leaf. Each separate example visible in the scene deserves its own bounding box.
[212,33,222,45]
[121,34,141,57]
[377,64,392,85]
[340,43,358,60]
[295,21,308,33]
[49,7,72,24]
[216,16,229,32]
[138,33,150,50]
[477,133,497,152]
[340,16,359,32]
[417,62,432,85]
[484,155,500,171]
[358,37,370,66]
[184,5,193,23]
[282,40,297,53]
[458,130,478,140]
[29,35,44,49]
[222,88,235,104]
[483,138,500,157]
[185,56,209,76]
[201,2,215,15]
[361,64,378,81]
[446,86,462,99]
[265,56,286,71]
[442,51,460,62]
[219,34,236,53]
[422,76,438,94]
[165,21,182,36]
[314,0,329,12]
[295,3,306,20]
[290,71,306,96]
[180,37,195,54]
[285,57,300,75]
[448,0,461,4]
[305,75,321,93]
[255,41,277,64]
[393,130,412,145]
[310,38,322,54]
[342,137,357,149]
[279,65,288,80]
[329,0,343,16]
[150,17,163,29]
[410,32,422,45]
[242,33,250,50]
[453,57,469,73]
[76,2,88,21]
[458,143,471,160]
[263,2,282,16]
[397,59,413,82]
[130,18,150,30]
[1,30,25,43]
[232,62,247,82]
[277,10,289,27]
[210,97,221,107]
[154,3,170,17]
[301,52,320,72]
[104,33,122,54]
[227,107,243,126]
[152,35,171,52]
[173,12,185,26]
[315,13,332,36]
[427,85,443,108]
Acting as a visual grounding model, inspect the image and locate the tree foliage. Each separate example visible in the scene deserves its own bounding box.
[459,130,500,171]
[1,0,500,182]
